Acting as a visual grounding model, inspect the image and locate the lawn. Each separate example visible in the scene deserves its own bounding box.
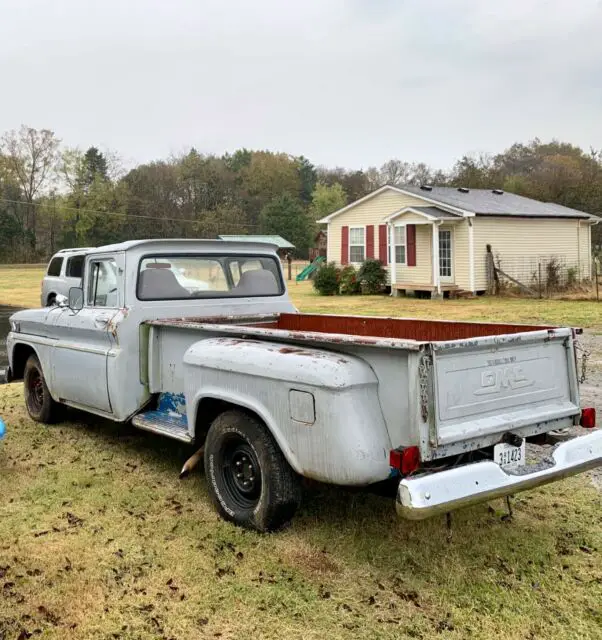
[1,265,601,329]
[0,267,601,638]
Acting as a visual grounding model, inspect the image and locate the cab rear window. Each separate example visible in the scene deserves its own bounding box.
[137,254,283,300]
[47,257,63,277]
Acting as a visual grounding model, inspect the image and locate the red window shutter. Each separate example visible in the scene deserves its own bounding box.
[378,225,388,265]
[407,224,417,266]
[366,225,374,259]
[341,226,349,265]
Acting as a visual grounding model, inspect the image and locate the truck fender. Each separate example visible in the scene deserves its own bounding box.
[187,386,303,475]
[182,337,392,485]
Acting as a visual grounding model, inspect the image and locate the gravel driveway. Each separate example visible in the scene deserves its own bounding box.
[525,329,602,492]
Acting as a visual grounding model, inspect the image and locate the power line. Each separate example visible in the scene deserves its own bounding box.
[0,197,261,230]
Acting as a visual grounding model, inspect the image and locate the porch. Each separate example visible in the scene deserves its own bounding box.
[382,206,473,299]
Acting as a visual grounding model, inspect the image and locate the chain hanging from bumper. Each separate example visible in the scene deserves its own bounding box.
[575,341,589,384]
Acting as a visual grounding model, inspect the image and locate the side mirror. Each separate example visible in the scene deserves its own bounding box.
[55,293,69,307]
[68,287,84,311]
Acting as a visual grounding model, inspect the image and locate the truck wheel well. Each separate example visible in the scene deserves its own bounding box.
[195,398,266,445]
[11,344,37,380]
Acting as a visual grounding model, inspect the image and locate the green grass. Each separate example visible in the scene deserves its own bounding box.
[1,266,600,329]
[1,385,601,639]
[0,267,601,638]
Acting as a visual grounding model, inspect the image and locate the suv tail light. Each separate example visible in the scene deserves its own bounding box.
[389,446,421,475]
[580,407,596,429]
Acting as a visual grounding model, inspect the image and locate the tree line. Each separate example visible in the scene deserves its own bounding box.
[0,125,601,263]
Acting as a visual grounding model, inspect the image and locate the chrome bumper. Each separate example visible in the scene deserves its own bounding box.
[396,430,602,520]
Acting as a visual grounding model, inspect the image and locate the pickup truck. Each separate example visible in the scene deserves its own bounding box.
[6,239,602,532]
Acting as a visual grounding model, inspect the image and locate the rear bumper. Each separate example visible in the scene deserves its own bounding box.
[396,429,602,520]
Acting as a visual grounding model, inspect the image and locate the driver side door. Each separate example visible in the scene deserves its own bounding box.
[50,253,123,413]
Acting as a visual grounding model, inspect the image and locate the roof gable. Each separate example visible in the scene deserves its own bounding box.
[316,185,471,223]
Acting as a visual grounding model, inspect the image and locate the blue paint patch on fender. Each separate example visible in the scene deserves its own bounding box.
[158,392,186,416]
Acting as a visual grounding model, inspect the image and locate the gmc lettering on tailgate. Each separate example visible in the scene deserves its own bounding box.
[474,364,534,396]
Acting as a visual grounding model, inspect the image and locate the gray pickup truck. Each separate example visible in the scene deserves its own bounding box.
[6,239,602,531]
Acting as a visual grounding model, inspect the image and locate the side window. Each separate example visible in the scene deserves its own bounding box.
[66,255,85,278]
[47,257,63,277]
[88,258,119,307]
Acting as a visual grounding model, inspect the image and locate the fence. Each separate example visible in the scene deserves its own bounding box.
[486,245,599,299]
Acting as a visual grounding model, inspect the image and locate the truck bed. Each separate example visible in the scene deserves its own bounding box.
[148,312,557,347]
[146,312,579,464]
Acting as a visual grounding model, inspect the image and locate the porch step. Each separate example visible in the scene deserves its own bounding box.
[132,410,192,443]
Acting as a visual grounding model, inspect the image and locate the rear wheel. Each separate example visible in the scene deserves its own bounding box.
[24,355,59,423]
[204,410,301,532]
[46,294,56,306]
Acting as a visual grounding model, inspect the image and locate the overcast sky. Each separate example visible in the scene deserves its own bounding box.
[1,0,602,172]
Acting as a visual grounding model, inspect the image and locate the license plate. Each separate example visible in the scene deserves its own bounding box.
[494,441,526,470]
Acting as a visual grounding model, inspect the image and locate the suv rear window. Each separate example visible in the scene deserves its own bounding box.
[47,257,63,277]
[66,255,85,278]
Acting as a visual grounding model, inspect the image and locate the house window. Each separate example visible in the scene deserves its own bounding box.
[393,226,406,264]
[349,227,365,263]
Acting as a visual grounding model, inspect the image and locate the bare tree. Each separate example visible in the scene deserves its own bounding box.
[0,125,60,253]
[380,158,412,185]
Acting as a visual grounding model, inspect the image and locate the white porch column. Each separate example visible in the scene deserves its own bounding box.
[389,222,396,288]
[468,218,475,293]
[432,222,441,296]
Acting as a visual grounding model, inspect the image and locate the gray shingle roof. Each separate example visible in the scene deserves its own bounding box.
[401,185,595,219]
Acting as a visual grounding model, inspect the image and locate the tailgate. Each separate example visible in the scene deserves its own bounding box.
[432,328,579,446]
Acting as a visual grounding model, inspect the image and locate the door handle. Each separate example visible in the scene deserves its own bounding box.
[94,315,111,327]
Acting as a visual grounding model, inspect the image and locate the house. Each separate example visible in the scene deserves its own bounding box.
[217,235,294,259]
[317,185,598,296]
[309,230,327,261]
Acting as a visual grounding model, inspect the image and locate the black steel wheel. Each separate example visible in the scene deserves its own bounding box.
[204,410,301,532]
[24,354,59,423]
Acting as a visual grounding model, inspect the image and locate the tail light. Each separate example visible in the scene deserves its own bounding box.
[580,407,596,429]
[389,446,421,475]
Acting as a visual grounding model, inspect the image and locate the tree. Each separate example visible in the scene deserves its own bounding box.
[0,126,60,254]
[309,182,346,220]
[259,193,311,257]
[296,156,317,205]
[380,159,412,185]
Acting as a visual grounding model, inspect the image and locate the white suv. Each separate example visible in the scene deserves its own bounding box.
[41,248,92,306]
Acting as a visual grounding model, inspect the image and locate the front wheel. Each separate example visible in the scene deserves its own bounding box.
[204,410,301,532]
[24,355,59,423]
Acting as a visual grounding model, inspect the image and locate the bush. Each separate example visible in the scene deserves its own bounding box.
[566,266,578,288]
[313,262,340,296]
[339,265,360,295]
[357,259,387,294]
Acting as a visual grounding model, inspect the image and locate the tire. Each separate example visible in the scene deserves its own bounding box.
[204,410,301,532]
[24,355,59,423]
[47,294,56,307]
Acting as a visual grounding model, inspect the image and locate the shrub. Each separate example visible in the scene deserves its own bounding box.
[339,265,360,295]
[357,259,387,294]
[566,266,578,288]
[313,262,340,295]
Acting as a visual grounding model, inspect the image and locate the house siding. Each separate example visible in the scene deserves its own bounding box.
[473,217,592,290]
[395,224,432,284]
[326,191,430,266]
[452,222,471,290]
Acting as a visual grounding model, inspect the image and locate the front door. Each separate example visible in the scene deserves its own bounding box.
[50,254,123,413]
[438,227,453,283]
